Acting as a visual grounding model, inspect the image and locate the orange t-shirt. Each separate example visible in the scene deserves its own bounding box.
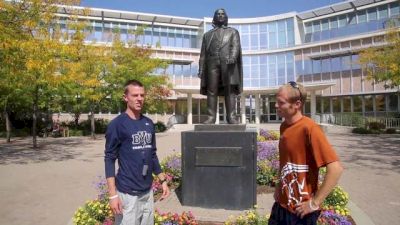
[278,116,339,213]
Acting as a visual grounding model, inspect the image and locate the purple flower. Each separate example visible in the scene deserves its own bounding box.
[257,141,278,161]
[319,210,352,225]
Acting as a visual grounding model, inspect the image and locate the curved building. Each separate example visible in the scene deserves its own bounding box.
[60,0,400,124]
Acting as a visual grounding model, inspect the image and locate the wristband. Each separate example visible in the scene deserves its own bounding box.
[309,199,319,211]
[109,194,119,200]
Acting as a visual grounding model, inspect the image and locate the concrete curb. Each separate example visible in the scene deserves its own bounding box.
[348,201,375,225]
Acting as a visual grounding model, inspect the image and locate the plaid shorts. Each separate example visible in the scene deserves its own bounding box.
[268,202,320,225]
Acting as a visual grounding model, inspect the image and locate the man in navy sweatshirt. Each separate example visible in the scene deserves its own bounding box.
[104,79,170,225]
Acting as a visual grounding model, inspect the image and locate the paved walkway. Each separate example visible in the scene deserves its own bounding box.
[0,126,398,225]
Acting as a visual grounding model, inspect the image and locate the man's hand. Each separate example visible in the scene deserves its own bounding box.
[159,181,170,201]
[294,199,319,219]
[109,197,123,215]
[226,57,235,64]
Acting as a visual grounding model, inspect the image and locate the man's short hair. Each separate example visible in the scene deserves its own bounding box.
[280,82,307,104]
[124,79,144,94]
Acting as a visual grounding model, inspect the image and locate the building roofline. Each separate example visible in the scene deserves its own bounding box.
[297,0,396,21]
[57,4,204,27]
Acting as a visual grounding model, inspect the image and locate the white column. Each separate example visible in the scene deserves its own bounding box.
[198,99,201,124]
[241,93,246,124]
[310,90,316,119]
[187,93,192,124]
[255,94,260,124]
[216,97,220,124]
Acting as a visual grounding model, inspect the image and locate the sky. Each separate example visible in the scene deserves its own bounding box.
[80,0,344,19]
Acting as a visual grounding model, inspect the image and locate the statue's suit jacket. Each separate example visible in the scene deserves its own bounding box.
[199,27,243,96]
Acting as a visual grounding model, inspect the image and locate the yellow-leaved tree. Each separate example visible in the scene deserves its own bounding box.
[359,19,400,88]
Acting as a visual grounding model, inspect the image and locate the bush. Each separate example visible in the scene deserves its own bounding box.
[225,208,269,225]
[386,128,397,134]
[154,121,167,133]
[259,129,280,140]
[352,127,372,134]
[367,121,385,130]
[257,161,279,186]
[155,210,197,225]
[73,199,113,225]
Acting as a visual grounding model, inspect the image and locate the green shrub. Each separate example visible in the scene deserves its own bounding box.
[69,129,85,136]
[352,127,372,134]
[154,121,167,133]
[322,186,350,216]
[386,128,397,134]
[367,121,385,130]
[73,199,113,225]
[257,161,278,186]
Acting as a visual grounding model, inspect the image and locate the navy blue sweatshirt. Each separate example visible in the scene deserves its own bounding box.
[104,113,162,195]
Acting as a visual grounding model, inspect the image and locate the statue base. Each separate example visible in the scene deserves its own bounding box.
[181,125,257,210]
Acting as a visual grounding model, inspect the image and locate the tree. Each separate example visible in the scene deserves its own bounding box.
[106,28,171,116]
[0,0,80,147]
[63,14,112,139]
[359,19,400,88]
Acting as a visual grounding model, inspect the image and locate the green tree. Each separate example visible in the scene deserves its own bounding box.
[0,0,79,147]
[106,28,171,115]
[62,11,112,139]
[359,19,400,88]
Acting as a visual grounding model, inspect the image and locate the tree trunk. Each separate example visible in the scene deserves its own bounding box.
[4,102,11,143]
[32,87,38,148]
[90,110,95,139]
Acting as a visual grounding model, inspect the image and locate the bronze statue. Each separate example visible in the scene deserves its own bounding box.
[198,8,243,124]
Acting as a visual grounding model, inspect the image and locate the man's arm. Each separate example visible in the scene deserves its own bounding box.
[104,122,122,214]
[151,126,170,200]
[312,161,343,206]
[295,161,343,218]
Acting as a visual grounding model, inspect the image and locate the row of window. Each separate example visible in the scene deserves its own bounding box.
[317,94,399,114]
[154,63,199,77]
[296,54,361,76]
[205,18,295,50]
[304,2,400,42]
[242,52,295,88]
[59,19,199,48]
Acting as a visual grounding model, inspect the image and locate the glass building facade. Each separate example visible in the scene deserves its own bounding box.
[60,0,400,122]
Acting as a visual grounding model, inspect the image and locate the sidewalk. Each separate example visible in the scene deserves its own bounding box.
[0,126,398,225]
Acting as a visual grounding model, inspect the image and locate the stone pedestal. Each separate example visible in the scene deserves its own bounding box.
[181,124,257,210]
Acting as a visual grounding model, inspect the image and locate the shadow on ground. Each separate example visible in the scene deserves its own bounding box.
[329,133,400,173]
[0,136,103,165]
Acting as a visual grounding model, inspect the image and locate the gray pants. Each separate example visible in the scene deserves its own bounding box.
[114,190,154,225]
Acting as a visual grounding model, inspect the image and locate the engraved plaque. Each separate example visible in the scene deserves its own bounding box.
[195,147,242,167]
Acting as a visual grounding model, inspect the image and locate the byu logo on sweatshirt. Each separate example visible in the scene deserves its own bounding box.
[131,131,152,149]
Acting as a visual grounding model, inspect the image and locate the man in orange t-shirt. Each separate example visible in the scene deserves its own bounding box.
[268,82,343,225]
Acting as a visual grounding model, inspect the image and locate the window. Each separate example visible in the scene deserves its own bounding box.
[305,22,312,33]
[329,17,338,29]
[388,94,399,111]
[376,95,385,111]
[357,10,367,23]
[378,5,388,19]
[364,95,373,112]
[338,15,347,27]
[268,22,277,49]
[313,20,321,32]
[390,2,400,16]
[367,8,377,21]
[348,13,356,25]
[321,19,329,30]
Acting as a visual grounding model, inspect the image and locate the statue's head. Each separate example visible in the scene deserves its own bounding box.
[212,8,228,27]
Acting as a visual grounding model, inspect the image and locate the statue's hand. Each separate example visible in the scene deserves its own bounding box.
[198,71,203,78]
[226,57,236,64]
